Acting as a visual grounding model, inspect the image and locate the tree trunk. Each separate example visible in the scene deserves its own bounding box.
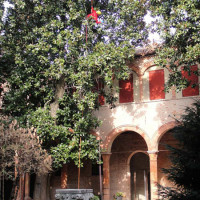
[20,174,25,200]
[34,76,65,200]
[9,175,20,200]
[50,75,65,118]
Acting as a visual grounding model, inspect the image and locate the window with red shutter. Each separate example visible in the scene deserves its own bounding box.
[149,69,165,100]
[95,79,105,105]
[119,74,133,103]
[182,65,199,97]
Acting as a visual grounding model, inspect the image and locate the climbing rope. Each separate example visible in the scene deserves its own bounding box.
[86,0,102,43]
[86,0,93,44]
[91,0,93,10]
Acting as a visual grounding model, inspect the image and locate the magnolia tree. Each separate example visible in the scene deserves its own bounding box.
[149,0,200,91]
[0,0,147,178]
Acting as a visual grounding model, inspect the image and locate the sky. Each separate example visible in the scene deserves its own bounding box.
[2,1,14,22]
[144,11,162,44]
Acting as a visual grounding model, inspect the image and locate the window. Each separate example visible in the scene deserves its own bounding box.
[95,79,105,105]
[182,65,199,97]
[149,69,165,100]
[119,74,133,103]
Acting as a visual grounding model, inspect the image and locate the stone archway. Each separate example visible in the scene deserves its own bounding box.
[152,121,178,151]
[102,125,151,152]
[109,131,149,200]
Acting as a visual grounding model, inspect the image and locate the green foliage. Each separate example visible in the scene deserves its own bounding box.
[91,195,100,200]
[114,192,124,197]
[0,0,147,168]
[149,0,200,91]
[158,100,200,200]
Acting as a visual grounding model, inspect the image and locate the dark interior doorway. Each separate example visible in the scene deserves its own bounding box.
[130,152,150,200]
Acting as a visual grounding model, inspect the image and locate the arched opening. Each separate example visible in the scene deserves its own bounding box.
[130,152,150,200]
[110,131,148,200]
[158,130,177,187]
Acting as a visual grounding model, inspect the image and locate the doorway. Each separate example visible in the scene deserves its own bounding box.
[110,131,148,200]
[130,152,150,200]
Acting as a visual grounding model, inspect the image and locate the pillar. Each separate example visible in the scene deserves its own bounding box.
[102,153,111,200]
[172,86,176,99]
[139,74,143,102]
[61,164,68,189]
[148,151,158,200]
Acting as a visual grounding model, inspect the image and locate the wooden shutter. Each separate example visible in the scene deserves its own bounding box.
[149,69,165,100]
[119,74,133,103]
[96,79,105,105]
[182,65,199,97]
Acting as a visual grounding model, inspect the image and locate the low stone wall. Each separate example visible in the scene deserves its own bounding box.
[55,189,94,200]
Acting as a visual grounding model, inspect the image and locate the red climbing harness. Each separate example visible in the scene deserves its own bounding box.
[87,7,101,24]
[86,0,102,43]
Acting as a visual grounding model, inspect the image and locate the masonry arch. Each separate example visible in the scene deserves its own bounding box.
[142,64,157,75]
[102,125,151,152]
[128,65,141,76]
[90,130,101,141]
[129,56,155,76]
[108,129,149,200]
[127,150,149,165]
[152,121,178,151]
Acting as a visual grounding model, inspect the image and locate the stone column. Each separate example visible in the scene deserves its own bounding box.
[148,151,158,200]
[61,164,68,189]
[172,86,176,99]
[139,74,143,102]
[24,173,31,200]
[102,153,111,200]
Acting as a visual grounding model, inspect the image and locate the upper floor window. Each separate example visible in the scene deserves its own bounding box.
[119,74,133,103]
[149,69,165,100]
[182,65,199,97]
[95,79,105,105]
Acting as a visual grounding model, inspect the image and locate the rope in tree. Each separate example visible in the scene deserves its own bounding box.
[79,0,103,195]
[86,0,102,43]
[78,136,81,189]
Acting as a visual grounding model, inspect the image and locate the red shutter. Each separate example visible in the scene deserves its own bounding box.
[149,69,165,100]
[182,65,199,97]
[96,79,105,105]
[119,74,133,103]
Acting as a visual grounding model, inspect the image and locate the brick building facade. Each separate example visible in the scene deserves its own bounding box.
[23,51,200,200]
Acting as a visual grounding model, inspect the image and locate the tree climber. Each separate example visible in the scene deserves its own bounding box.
[87,7,102,24]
